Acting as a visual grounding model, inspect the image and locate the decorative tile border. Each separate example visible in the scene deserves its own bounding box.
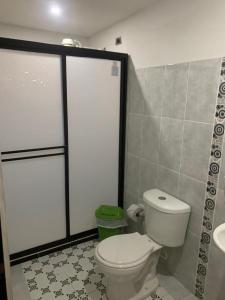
[195,58,225,299]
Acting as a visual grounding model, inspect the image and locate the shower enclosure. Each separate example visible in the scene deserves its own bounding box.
[0,38,128,264]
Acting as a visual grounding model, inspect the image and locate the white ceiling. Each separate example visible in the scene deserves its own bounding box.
[0,0,152,37]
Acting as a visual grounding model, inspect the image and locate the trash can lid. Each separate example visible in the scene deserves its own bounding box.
[95,205,124,220]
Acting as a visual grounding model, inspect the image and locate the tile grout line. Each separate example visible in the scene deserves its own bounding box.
[128,112,214,126]
[127,150,210,187]
[176,62,191,197]
[137,109,144,203]
[156,66,166,188]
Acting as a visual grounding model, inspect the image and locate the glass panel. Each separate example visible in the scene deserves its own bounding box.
[3,156,66,254]
[0,49,64,151]
[67,57,120,235]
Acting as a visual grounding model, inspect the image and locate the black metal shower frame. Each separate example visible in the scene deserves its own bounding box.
[0,37,128,265]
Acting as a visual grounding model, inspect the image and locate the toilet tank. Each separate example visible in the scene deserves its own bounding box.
[143,189,191,247]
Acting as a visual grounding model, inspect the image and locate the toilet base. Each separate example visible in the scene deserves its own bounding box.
[106,276,159,300]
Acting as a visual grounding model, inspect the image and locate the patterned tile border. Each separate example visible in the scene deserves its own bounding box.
[195,58,225,299]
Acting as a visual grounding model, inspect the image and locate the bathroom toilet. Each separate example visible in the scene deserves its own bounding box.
[95,189,191,300]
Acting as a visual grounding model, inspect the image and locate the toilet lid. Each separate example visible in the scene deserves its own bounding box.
[97,233,153,266]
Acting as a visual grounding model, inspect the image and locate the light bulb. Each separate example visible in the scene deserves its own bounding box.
[50,4,61,16]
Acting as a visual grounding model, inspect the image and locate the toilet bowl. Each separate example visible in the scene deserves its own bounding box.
[95,189,191,300]
[95,232,162,300]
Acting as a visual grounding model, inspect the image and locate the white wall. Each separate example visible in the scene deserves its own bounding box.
[2,0,225,68]
[89,0,225,68]
[0,23,88,46]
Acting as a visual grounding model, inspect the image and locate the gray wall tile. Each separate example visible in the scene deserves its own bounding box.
[180,121,213,182]
[142,66,165,116]
[124,189,144,233]
[127,61,145,114]
[185,59,221,123]
[125,153,140,195]
[126,113,142,156]
[139,158,158,198]
[166,231,199,294]
[159,118,183,171]
[157,165,179,198]
[178,175,205,236]
[125,58,223,298]
[124,189,138,210]
[141,116,160,163]
[162,63,188,119]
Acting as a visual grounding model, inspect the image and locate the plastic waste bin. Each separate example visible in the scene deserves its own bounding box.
[95,205,127,240]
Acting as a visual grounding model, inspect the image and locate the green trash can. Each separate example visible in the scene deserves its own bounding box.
[95,205,127,240]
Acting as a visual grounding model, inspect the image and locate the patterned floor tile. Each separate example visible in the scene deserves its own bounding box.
[70,277,85,291]
[64,253,78,265]
[162,295,175,300]
[19,239,184,300]
[28,288,42,300]
[49,251,67,265]
[40,293,55,300]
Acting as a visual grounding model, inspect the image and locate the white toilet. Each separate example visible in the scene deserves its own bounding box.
[95,189,191,300]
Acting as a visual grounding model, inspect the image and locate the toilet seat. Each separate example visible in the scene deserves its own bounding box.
[96,232,159,269]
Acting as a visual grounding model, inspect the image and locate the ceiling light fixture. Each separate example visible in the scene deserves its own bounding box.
[50,4,61,16]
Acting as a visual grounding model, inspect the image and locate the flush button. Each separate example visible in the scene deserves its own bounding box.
[158,196,166,200]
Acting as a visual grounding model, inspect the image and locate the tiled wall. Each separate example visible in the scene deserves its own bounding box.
[124,57,225,299]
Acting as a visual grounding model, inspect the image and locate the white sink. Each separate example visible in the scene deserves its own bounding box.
[213,223,225,254]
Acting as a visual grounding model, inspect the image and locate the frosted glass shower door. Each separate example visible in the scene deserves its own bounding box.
[67,57,121,235]
[0,49,66,254]
[3,156,66,254]
[0,49,64,150]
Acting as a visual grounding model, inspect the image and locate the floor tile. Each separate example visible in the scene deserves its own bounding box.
[156,287,169,297]
[162,295,175,300]
[11,239,196,300]
[88,289,108,300]
[158,274,191,300]
[183,294,198,300]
